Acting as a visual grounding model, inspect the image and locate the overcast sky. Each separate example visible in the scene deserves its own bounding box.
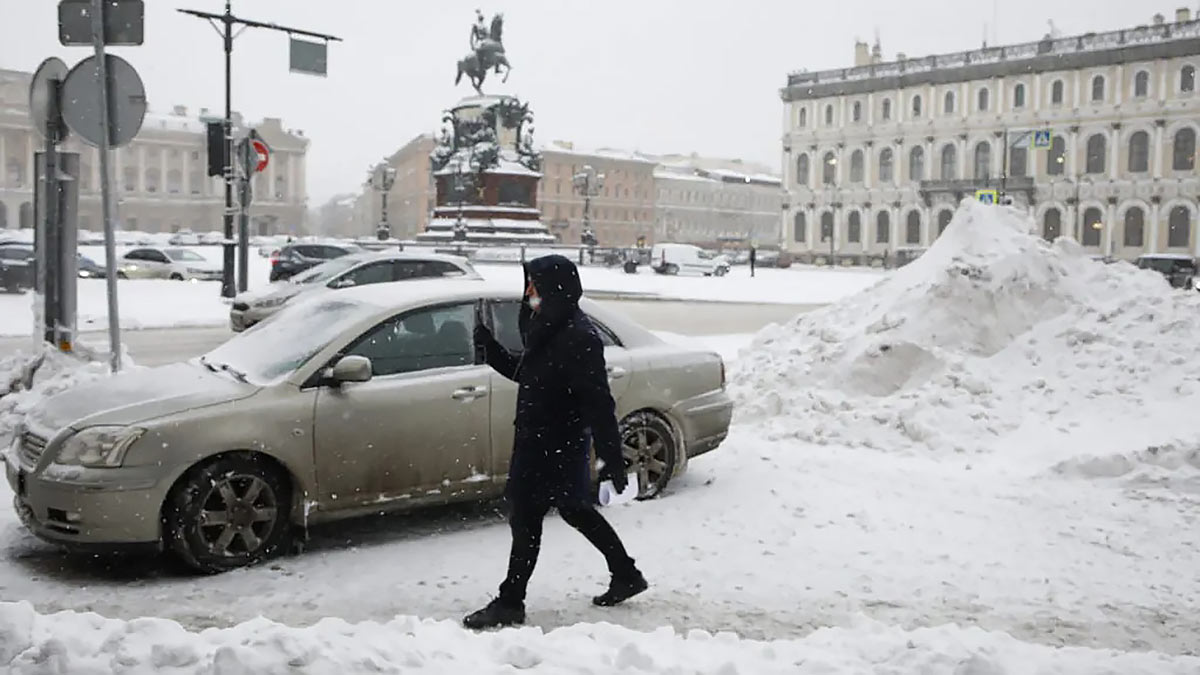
[0,0,1173,204]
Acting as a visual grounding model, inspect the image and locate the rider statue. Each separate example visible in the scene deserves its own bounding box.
[456,8,512,94]
[471,9,489,49]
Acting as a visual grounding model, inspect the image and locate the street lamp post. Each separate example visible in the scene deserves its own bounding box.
[573,165,604,259]
[371,161,397,241]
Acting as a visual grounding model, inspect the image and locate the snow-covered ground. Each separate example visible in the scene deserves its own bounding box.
[2,203,1199,672]
[0,245,883,337]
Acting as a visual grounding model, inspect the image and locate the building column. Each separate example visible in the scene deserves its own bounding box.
[891,205,901,252]
[1112,65,1124,106]
[1152,124,1165,179]
[893,141,903,187]
[1067,130,1079,176]
[1108,127,1120,180]
[957,136,967,179]
[268,154,278,203]
[182,147,191,195]
[835,146,845,185]
[1148,202,1161,252]
[866,93,875,126]
[1033,73,1042,110]
[925,138,934,180]
[864,144,874,189]
[992,136,1003,178]
[0,133,6,187]
[137,145,146,192]
[1073,71,1082,108]
[1103,201,1117,256]
[159,147,167,195]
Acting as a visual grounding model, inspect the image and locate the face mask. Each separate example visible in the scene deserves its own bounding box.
[527,295,542,311]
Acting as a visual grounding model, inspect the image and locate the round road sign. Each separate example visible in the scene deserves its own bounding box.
[252,139,270,173]
[61,53,147,148]
[29,57,70,143]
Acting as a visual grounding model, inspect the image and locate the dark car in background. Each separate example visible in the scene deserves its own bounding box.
[0,244,35,292]
[1136,254,1197,290]
[269,242,362,282]
[78,254,106,279]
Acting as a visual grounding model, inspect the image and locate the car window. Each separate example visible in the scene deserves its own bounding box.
[147,250,171,263]
[124,249,146,261]
[396,260,468,280]
[165,248,205,262]
[346,303,476,376]
[296,257,362,284]
[339,261,394,287]
[320,246,349,259]
[0,248,32,260]
[293,246,318,258]
[488,300,620,351]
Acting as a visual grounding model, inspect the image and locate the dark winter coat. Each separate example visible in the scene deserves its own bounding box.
[477,255,623,508]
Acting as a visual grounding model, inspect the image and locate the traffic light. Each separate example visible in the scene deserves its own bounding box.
[206,121,228,177]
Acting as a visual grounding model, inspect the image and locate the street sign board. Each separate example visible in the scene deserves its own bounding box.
[975,189,998,205]
[252,139,270,173]
[60,53,147,148]
[58,0,144,46]
[28,58,70,143]
[289,38,328,76]
[1032,130,1053,149]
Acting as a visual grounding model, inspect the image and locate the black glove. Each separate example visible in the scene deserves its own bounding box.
[473,323,493,349]
[599,462,628,493]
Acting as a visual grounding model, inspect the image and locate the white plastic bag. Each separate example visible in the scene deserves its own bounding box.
[598,473,638,506]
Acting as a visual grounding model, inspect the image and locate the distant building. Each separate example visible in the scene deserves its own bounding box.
[779,9,1200,264]
[653,156,782,247]
[314,193,358,237]
[538,142,658,247]
[353,133,437,241]
[0,68,309,236]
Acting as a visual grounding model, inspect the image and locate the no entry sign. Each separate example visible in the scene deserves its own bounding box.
[251,139,269,173]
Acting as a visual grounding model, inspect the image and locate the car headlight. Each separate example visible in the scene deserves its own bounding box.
[55,426,145,468]
[254,295,289,308]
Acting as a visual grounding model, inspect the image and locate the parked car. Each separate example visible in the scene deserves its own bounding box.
[116,247,222,281]
[77,254,107,279]
[199,231,227,246]
[6,281,733,572]
[230,251,481,331]
[1135,254,1197,290]
[651,243,731,277]
[269,242,362,282]
[168,230,201,246]
[0,243,35,292]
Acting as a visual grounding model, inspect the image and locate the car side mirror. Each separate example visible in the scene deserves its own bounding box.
[328,277,355,289]
[325,355,372,384]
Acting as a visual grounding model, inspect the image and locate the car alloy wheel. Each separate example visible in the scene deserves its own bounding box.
[619,412,677,500]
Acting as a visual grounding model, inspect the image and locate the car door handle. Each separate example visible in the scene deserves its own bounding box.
[606,366,627,379]
[451,386,489,401]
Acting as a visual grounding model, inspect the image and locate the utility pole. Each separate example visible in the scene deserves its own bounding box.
[178,1,341,298]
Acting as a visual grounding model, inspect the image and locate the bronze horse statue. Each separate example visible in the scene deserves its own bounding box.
[456,13,511,95]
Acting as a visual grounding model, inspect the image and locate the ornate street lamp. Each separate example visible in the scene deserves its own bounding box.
[573,164,604,252]
[371,161,397,241]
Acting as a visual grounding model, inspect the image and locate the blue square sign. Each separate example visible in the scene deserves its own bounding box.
[1033,130,1053,149]
[975,189,998,204]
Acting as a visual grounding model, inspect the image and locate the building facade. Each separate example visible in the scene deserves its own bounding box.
[653,157,782,247]
[538,142,657,248]
[779,9,1200,264]
[0,68,309,236]
[352,133,437,241]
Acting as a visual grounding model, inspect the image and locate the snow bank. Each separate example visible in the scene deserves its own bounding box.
[1,601,1195,675]
[731,200,1200,476]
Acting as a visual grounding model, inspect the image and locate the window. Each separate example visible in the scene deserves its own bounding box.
[977,88,989,112]
[1010,146,1028,177]
[937,210,953,236]
[825,105,834,126]
[911,94,922,118]
[822,152,837,185]
[852,101,862,122]
[847,212,861,243]
[820,212,833,242]
[1043,208,1062,241]
[850,150,864,183]
[943,91,955,115]
[1013,83,1026,108]
[1123,208,1145,248]
[347,303,476,377]
[1091,75,1106,102]
[1085,134,1107,174]
[1048,136,1066,175]
[1182,65,1196,93]
[882,98,892,121]
[875,211,890,243]
[940,144,957,180]
[1168,206,1191,248]
[5,159,23,186]
[793,212,806,242]
[909,146,925,181]
[1051,80,1065,105]
[334,261,397,288]
[905,211,921,244]
[1125,131,1150,173]
[166,169,182,194]
[1135,71,1150,98]
[123,166,137,192]
[144,168,158,193]
[796,154,810,185]
[189,169,203,195]
[879,148,894,183]
[799,107,808,127]
[275,176,287,200]
[1082,207,1103,246]
[973,141,991,180]
[1173,128,1196,171]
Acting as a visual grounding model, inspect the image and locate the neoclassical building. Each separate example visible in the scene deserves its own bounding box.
[779,9,1200,264]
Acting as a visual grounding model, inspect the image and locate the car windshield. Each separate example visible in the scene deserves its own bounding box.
[292,256,365,284]
[203,298,378,385]
[165,249,206,262]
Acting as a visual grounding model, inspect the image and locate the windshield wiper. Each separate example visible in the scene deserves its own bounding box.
[199,356,218,373]
[217,363,249,383]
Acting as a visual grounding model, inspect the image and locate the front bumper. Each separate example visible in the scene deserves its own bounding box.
[229,304,275,332]
[671,389,734,459]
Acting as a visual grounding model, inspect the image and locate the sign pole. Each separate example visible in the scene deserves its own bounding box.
[90,0,122,372]
[1000,129,1009,202]
[238,135,252,293]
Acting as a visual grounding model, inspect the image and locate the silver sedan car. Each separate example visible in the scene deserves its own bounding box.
[5,281,733,572]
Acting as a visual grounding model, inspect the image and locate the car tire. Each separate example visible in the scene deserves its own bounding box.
[714,266,728,277]
[170,273,185,281]
[116,271,128,280]
[164,453,292,574]
[665,264,679,276]
[619,411,678,500]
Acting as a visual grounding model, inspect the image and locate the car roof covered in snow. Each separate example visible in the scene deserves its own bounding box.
[341,250,475,266]
[1136,253,1196,261]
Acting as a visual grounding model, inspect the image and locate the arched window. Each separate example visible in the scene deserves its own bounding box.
[1010,145,1028,177]
[1182,65,1196,93]
[911,94,923,118]
[940,144,957,180]
[973,141,992,180]
[1043,208,1062,241]
[166,169,182,194]
[850,150,864,182]
[189,168,203,195]
[820,212,834,242]
[1091,75,1106,102]
[1128,131,1150,173]
[1135,71,1150,98]
[122,166,137,192]
[1051,80,1065,105]
[937,210,953,236]
[977,88,990,112]
[1123,207,1145,248]
[905,211,921,244]
[943,91,956,115]
[909,146,925,181]
[852,101,863,122]
[879,148,894,183]
[881,98,892,121]
[5,159,23,186]
[1086,134,1107,174]
[796,154,810,185]
[144,168,159,193]
[1082,207,1103,246]
[798,107,808,127]
[1048,136,1066,175]
[822,152,837,185]
[1168,206,1191,248]
[1173,128,1196,171]
[848,211,862,243]
[1013,83,1026,108]
[876,211,890,243]
[825,104,834,126]
[793,212,807,242]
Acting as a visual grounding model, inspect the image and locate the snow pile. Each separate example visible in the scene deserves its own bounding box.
[731,200,1200,475]
[2,602,1196,674]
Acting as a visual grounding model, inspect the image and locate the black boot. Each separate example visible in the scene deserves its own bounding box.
[463,598,526,630]
[593,571,648,607]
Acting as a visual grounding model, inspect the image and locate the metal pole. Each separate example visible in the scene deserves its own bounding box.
[221,0,236,298]
[1001,129,1009,201]
[91,0,122,372]
[237,139,249,293]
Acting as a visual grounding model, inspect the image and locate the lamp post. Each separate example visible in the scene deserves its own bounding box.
[573,165,604,257]
[371,161,397,241]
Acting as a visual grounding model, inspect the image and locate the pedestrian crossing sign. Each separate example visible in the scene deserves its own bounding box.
[1032,130,1053,149]
[975,189,998,205]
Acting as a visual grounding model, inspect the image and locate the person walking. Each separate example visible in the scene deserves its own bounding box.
[464,254,647,630]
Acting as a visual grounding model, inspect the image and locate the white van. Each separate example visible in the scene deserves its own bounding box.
[651,243,731,277]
